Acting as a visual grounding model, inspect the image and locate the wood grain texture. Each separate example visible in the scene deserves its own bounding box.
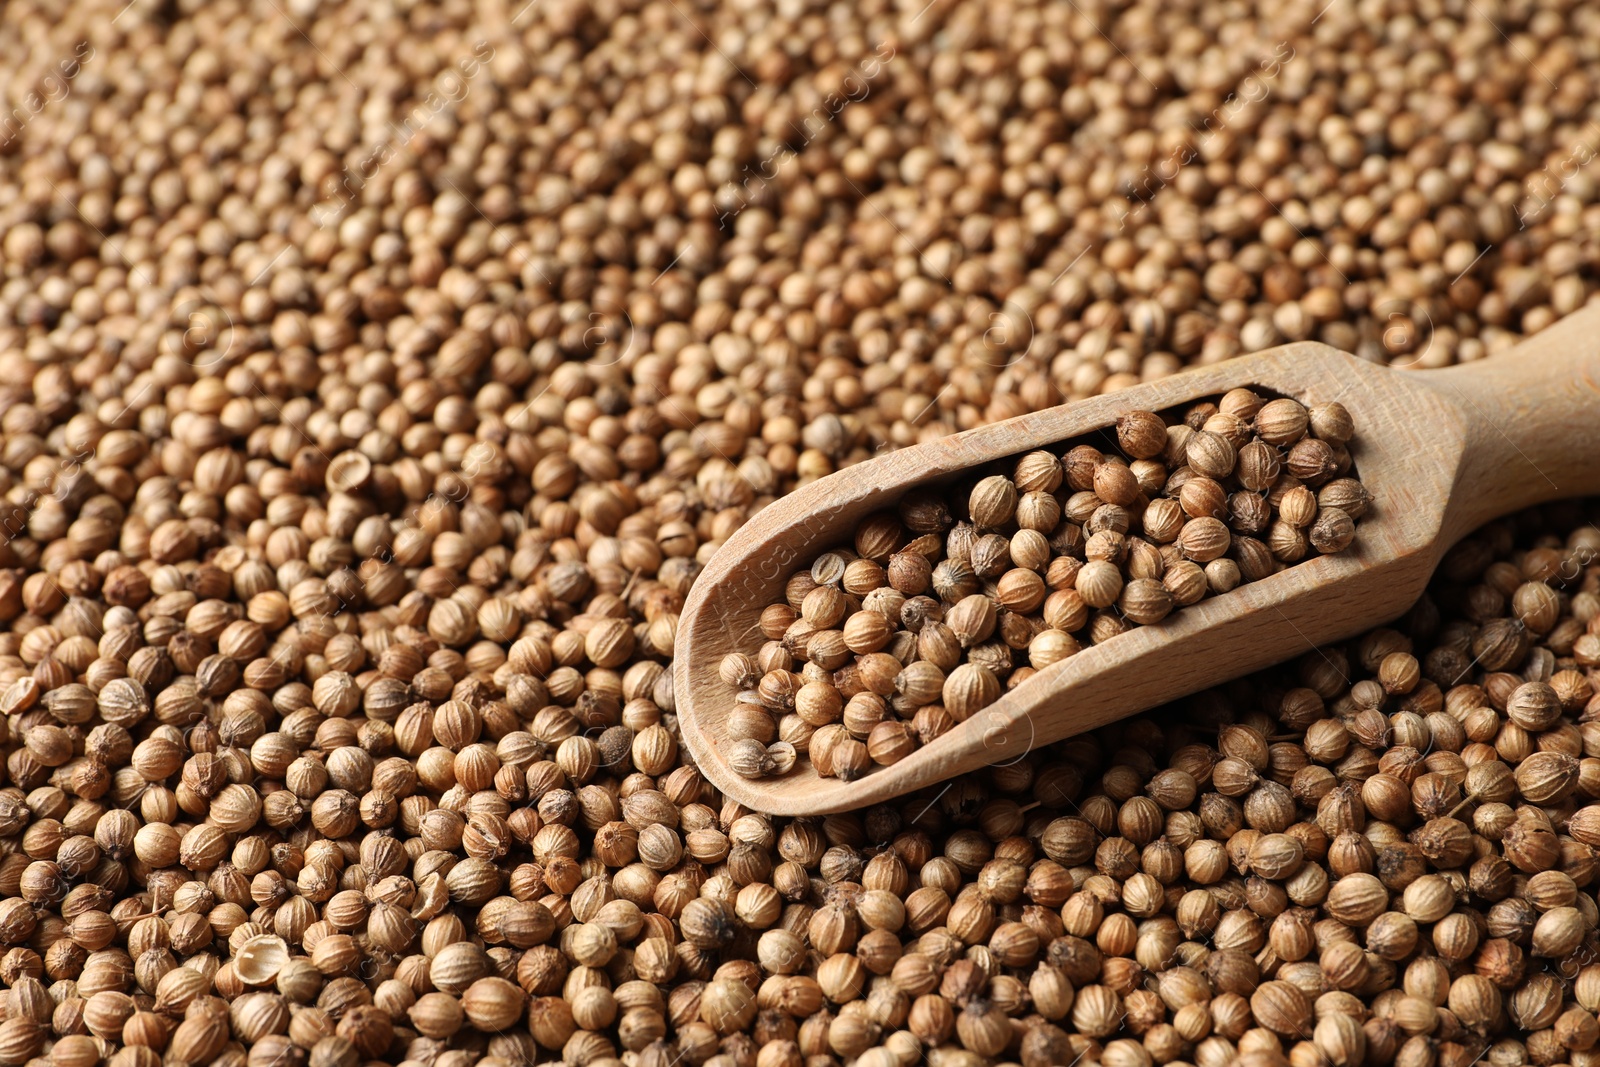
[1426,304,1600,541]
[673,307,1600,816]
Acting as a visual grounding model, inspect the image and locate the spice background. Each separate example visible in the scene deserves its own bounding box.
[1,1,1600,1067]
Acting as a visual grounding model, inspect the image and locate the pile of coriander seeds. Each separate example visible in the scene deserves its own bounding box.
[721,391,1371,781]
[3,0,1600,1066]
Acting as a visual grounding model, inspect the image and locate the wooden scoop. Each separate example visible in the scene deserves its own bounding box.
[673,303,1600,815]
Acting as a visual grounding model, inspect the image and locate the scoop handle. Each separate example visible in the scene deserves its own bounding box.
[1420,300,1600,539]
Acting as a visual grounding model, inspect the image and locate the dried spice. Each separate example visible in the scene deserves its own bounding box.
[726,394,1367,778]
[0,0,1598,1065]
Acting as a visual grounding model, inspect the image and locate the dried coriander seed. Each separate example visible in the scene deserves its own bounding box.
[729,395,1367,780]
[0,0,1591,1063]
